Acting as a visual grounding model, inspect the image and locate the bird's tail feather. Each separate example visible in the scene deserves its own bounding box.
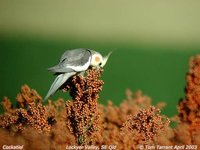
[44,72,75,101]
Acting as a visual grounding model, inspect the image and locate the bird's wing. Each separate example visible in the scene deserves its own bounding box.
[44,72,76,101]
[48,49,91,73]
[60,48,91,66]
[48,65,73,73]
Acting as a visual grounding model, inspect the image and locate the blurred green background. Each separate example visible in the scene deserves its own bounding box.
[0,1,200,116]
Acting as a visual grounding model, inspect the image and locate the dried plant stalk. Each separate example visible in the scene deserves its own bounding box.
[0,85,51,133]
[177,55,200,145]
[178,55,200,130]
[65,68,104,145]
[122,106,169,142]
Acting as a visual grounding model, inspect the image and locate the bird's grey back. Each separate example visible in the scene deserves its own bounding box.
[60,48,91,66]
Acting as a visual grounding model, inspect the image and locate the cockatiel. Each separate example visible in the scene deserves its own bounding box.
[44,48,111,101]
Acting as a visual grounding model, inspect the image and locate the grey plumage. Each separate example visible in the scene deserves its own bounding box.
[44,72,75,101]
[48,49,91,73]
[44,48,111,101]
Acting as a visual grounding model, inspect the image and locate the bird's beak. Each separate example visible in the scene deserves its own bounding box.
[101,51,112,67]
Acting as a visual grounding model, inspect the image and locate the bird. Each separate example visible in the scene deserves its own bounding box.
[44,48,112,101]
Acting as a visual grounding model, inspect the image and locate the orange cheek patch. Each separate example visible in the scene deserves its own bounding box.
[95,56,100,62]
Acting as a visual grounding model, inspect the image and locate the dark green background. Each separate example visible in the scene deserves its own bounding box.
[0,35,199,117]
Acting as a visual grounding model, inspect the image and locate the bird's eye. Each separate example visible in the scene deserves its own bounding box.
[99,62,102,66]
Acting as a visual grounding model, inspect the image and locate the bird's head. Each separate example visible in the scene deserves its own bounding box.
[90,51,112,68]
